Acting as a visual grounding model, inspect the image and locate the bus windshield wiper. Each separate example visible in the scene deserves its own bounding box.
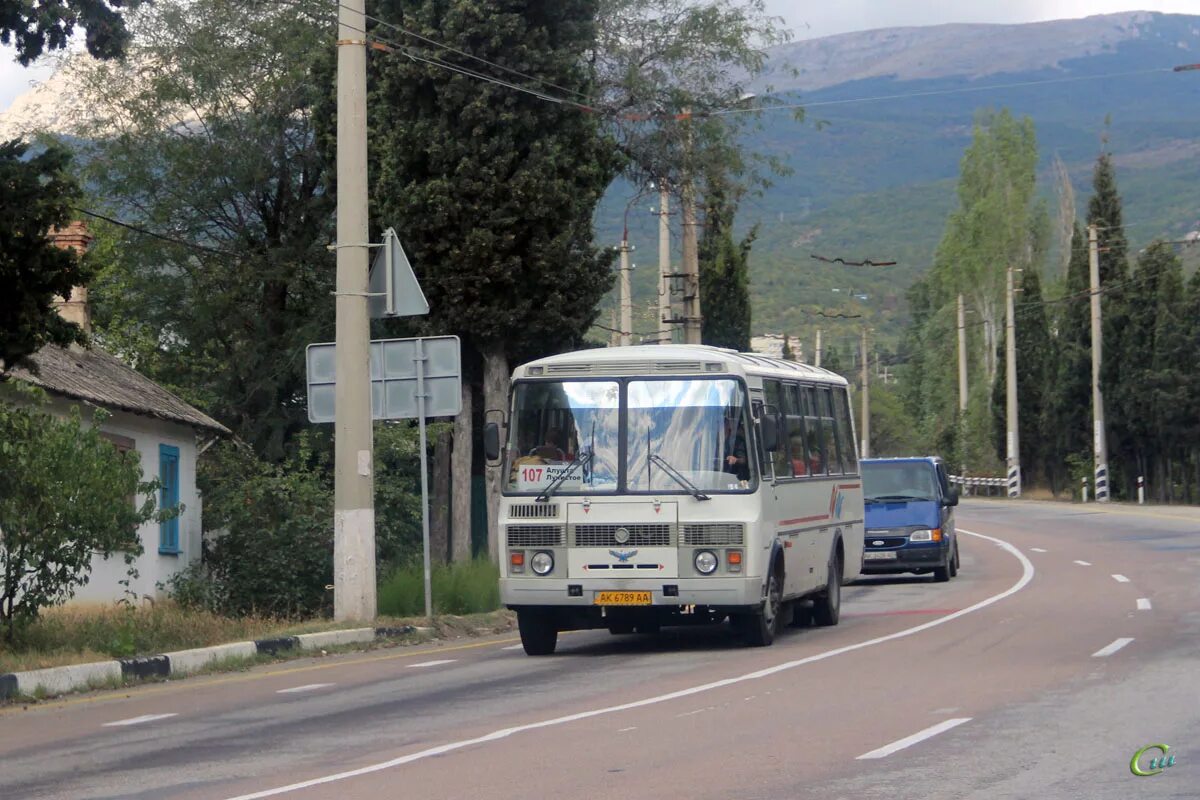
[535,451,593,503]
[648,454,711,501]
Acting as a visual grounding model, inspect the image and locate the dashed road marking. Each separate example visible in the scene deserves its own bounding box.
[1136,598,1152,611]
[1112,574,1130,583]
[856,718,972,759]
[277,684,335,694]
[1074,560,1092,566]
[618,727,637,733]
[501,645,524,651]
[1092,638,1134,657]
[1030,547,1047,553]
[407,659,457,669]
[103,713,178,727]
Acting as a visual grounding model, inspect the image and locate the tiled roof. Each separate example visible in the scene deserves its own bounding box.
[4,345,230,435]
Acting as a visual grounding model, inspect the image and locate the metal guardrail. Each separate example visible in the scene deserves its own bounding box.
[948,474,1009,497]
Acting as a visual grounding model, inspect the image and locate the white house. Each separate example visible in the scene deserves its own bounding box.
[2,222,230,603]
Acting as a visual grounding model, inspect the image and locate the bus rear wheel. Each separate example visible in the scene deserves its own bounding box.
[517,610,558,655]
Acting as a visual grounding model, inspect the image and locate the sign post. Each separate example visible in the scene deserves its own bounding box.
[307,335,461,620]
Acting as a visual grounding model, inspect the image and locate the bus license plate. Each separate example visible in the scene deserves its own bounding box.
[864,551,897,560]
[594,591,652,606]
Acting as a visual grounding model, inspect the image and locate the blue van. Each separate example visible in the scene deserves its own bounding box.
[860,457,959,581]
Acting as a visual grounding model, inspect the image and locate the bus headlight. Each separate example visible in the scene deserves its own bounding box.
[694,550,719,575]
[909,528,942,542]
[531,551,555,576]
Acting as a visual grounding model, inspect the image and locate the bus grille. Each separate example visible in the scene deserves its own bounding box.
[681,523,745,546]
[509,504,559,519]
[506,525,565,547]
[572,523,672,547]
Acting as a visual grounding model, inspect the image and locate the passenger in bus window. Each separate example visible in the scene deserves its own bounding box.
[790,432,807,476]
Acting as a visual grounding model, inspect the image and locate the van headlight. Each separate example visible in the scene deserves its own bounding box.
[909,529,942,542]
[530,551,554,576]
[694,550,719,575]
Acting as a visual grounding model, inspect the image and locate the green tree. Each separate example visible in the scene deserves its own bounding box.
[991,270,1052,487]
[1046,224,1091,491]
[365,0,620,558]
[0,394,162,642]
[0,140,90,370]
[0,0,136,64]
[73,0,335,461]
[699,177,755,351]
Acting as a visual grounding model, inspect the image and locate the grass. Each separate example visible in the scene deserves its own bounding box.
[378,558,500,617]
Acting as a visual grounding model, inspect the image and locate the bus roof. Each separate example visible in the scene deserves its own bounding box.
[513,344,848,385]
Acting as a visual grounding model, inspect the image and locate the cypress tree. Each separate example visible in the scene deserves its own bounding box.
[1047,224,1092,491]
[699,177,754,352]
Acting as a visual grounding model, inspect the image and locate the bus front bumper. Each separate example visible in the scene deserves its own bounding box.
[501,576,764,611]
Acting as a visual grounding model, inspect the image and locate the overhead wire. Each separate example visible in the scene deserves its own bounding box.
[74,208,232,256]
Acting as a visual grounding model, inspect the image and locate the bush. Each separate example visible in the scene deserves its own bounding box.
[378,559,499,617]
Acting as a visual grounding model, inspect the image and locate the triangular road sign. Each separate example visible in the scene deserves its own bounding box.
[368,227,430,318]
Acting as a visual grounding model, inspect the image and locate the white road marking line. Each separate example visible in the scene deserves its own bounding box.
[219,528,1033,800]
[407,659,457,668]
[103,713,178,727]
[1112,574,1130,583]
[856,718,972,760]
[501,644,524,651]
[1074,560,1092,566]
[276,684,335,694]
[618,727,637,733]
[1030,547,1047,553]
[1092,637,1134,657]
[1136,598,1152,611]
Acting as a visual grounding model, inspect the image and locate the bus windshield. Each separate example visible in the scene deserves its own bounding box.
[503,377,755,495]
[504,380,621,494]
[626,379,754,493]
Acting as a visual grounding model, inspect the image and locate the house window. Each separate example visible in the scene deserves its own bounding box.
[100,432,138,510]
[159,444,181,555]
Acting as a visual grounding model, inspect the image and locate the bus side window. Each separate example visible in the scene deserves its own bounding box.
[817,386,843,475]
[833,387,858,474]
[752,398,773,481]
[762,380,791,478]
[800,385,826,476]
[783,383,807,478]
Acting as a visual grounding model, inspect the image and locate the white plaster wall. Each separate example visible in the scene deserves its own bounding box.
[44,398,204,604]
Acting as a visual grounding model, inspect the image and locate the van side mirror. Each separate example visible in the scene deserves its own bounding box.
[759,415,780,453]
[945,488,959,507]
[483,422,501,463]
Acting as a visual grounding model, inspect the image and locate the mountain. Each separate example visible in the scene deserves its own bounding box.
[4,11,1199,351]
[600,11,1200,349]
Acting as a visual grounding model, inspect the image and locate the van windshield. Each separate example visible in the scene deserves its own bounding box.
[862,461,938,503]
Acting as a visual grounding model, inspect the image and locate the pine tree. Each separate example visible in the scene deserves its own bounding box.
[1046,224,1092,491]
[699,177,754,351]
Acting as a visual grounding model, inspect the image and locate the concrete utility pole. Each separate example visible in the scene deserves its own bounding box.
[1005,266,1021,498]
[618,235,632,347]
[957,293,968,412]
[680,109,702,345]
[814,329,823,367]
[1088,224,1111,502]
[658,186,672,344]
[860,328,870,458]
[333,0,376,621]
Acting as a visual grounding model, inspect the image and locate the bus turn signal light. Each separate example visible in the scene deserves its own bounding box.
[727,549,743,572]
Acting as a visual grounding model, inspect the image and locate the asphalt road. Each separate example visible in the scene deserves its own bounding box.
[2,500,1197,800]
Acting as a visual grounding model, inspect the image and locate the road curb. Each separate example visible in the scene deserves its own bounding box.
[0,625,417,701]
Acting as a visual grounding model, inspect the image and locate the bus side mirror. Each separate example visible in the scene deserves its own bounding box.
[483,422,501,463]
[760,416,780,452]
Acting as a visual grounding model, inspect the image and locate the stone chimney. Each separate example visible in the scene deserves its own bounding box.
[49,220,94,335]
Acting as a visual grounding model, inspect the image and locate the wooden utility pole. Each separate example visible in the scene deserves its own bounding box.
[1088,224,1110,501]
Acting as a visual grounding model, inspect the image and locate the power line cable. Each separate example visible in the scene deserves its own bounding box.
[75,208,231,256]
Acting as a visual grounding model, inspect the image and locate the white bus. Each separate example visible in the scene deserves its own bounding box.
[484,344,865,655]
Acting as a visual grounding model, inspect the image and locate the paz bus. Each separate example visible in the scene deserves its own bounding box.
[484,344,865,655]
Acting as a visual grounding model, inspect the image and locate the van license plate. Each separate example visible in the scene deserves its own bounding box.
[864,551,897,560]
[594,591,652,606]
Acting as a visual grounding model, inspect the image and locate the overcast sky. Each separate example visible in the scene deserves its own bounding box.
[3,2,1199,112]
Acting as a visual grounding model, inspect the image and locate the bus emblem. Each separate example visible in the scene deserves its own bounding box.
[609,549,638,562]
[614,527,631,544]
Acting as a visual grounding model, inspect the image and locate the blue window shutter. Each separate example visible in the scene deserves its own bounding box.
[159,444,180,554]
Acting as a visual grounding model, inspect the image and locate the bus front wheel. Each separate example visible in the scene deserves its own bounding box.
[738,567,782,647]
[517,610,558,656]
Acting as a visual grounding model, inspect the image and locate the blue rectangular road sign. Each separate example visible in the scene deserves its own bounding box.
[305,335,461,423]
